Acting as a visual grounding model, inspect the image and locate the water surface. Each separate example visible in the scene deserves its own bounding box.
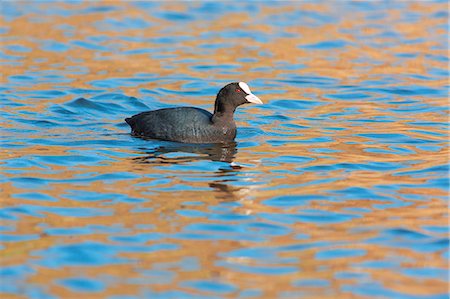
[1,1,449,298]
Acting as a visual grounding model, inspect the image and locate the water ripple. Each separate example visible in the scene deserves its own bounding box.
[1,1,448,298]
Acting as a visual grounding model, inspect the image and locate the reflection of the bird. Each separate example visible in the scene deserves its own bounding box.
[131,140,253,201]
[132,141,238,164]
[209,166,244,201]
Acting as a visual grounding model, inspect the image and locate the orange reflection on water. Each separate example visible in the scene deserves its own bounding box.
[1,1,448,298]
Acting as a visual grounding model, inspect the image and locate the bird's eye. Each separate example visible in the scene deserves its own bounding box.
[236,88,241,92]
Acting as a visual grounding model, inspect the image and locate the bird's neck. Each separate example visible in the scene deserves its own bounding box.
[213,99,235,123]
[212,110,235,124]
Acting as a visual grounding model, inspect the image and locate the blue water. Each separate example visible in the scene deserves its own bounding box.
[1,1,449,298]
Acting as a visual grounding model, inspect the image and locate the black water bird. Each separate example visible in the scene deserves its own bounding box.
[125,82,262,143]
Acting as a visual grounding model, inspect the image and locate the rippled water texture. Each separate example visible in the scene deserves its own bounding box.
[1,1,449,298]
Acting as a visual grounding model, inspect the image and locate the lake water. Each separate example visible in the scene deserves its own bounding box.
[1,1,449,298]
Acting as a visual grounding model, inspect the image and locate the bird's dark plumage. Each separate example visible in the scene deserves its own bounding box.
[125,82,262,143]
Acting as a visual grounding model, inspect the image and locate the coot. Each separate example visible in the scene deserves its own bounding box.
[125,82,262,143]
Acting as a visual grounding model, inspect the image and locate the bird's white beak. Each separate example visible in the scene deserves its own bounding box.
[239,82,263,104]
[245,93,263,104]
